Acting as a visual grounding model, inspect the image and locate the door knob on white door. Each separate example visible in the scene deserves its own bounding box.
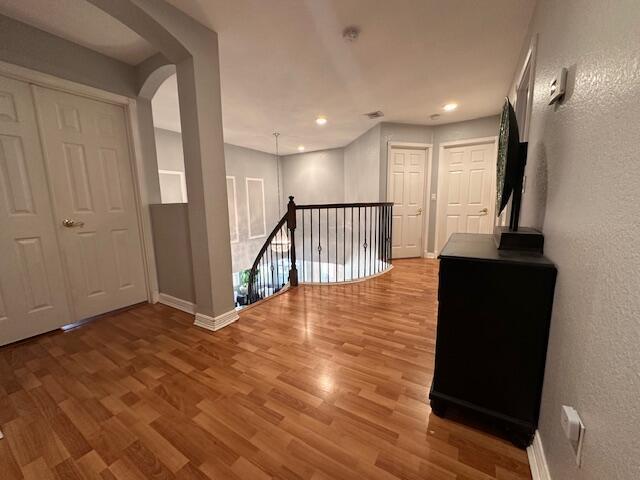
[479,207,488,216]
[62,218,84,228]
[417,208,423,215]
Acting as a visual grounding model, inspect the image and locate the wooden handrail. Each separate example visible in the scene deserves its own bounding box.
[297,201,393,210]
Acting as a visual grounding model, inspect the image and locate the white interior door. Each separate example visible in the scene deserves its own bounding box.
[0,75,70,345]
[388,147,426,258]
[33,85,147,321]
[437,140,496,252]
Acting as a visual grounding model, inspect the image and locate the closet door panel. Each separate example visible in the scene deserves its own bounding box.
[0,74,70,346]
[33,85,147,321]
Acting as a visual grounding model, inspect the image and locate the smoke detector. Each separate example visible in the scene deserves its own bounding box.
[342,26,360,42]
[364,110,384,119]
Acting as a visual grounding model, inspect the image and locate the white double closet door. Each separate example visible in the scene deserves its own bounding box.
[0,74,147,346]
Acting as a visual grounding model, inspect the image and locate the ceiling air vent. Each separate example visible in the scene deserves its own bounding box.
[364,110,384,119]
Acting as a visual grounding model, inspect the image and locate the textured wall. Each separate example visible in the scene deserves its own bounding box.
[282,149,345,205]
[513,1,640,478]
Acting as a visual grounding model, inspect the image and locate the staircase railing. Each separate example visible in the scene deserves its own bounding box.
[246,196,392,305]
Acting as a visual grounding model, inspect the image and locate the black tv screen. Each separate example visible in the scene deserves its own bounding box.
[496,99,522,216]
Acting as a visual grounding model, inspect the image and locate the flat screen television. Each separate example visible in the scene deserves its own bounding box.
[496,98,527,230]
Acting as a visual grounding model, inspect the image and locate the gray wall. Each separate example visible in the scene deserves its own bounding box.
[281,148,345,205]
[149,204,195,302]
[0,14,137,97]
[345,119,499,252]
[155,127,185,171]
[151,131,281,293]
[344,124,381,202]
[379,122,435,202]
[430,116,499,250]
[225,144,280,272]
[511,1,640,479]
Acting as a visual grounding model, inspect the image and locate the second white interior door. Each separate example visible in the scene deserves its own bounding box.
[33,85,147,321]
[388,147,426,258]
[437,140,496,252]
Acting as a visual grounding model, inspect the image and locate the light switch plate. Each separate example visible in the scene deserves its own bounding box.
[549,68,568,105]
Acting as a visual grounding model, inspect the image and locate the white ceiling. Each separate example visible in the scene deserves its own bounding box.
[0,0,536,155]
[0,0,157,65]
[160,0,536,154]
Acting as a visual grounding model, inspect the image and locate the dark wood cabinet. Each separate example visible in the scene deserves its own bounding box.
[429,233,557,446]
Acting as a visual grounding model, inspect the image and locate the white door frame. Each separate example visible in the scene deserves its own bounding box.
[514,34,537,143]
[386,141,433,259]
[435,136,498,255]
[0,60,159,312]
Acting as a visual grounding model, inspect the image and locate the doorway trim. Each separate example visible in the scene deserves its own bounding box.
[386,141,433,259]
[0,60,159,308]
[435,136,498,255]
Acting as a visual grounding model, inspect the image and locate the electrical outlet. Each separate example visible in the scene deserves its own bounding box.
[561,406,585,466]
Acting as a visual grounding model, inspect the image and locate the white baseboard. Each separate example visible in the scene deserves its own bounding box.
[424,251,436,259]
[528,430,551,480]
[158,293,196,314]
[194,309,239,332]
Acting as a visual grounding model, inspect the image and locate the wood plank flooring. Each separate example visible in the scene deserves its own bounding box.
[0,258,532,479]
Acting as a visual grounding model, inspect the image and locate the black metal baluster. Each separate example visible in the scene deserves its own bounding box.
[343,208,346,282]
[351,207,354,281]
[383,205,387,266]
[276,237,279,289]
[380,206,384,268]
[257,256,261,301]
[279,227,283,287]
[376,205,380,273]
[260,256,264,299]
[326,208,329,282]
[364,207,368,276]
[373,206,378,273]
[301,210,305,282]
[335,207,338,282]
[310,209,314,282]
[286,226,290,283]
[358,207,361,279]
[388,204,393,262]
[369,206,373,276]
[269,245,274,295]
[318,208,322,283]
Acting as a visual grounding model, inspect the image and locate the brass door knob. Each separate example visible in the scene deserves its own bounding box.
[62,218,85,228]
[479,208,488,216]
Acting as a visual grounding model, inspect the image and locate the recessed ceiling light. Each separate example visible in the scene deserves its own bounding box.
[443,103,458,112]
[316,116,328,126]
[297,145,305,152]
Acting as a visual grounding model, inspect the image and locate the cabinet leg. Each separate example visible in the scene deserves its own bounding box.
[507,428,534,449]
[430,399,448,418]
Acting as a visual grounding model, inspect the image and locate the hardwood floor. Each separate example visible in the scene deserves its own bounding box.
[0,258,532,479]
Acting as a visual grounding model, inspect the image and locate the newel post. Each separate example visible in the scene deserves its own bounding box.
[287,196,298,286]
